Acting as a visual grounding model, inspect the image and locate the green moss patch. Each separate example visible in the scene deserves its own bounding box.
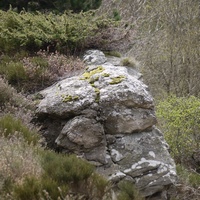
[102,73,110,77]
[61,95,79,102]
[94,88,100,103]
[80,66,105,81]
[109,75,126,84]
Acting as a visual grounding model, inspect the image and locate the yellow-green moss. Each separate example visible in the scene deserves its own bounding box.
[109,75,126,84]
[61,95,79,102]
[89,76,99,84]
[104,51,121,58]
[102,73,110,77]
[94,88,100,103]
[80,66,105,81]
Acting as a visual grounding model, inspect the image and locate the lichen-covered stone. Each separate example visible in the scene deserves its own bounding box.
[36,50,177,199]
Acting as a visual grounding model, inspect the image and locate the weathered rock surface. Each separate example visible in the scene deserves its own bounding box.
[36,50,177,199]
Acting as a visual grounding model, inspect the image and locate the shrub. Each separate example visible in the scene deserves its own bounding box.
[156,95,200,169]
[88,173,110,199]
[177,164,200,188]
[0,114,39,145]
[22,51,85,92]
[0,51,85,93]
[120,57,136,68]
[0,78,14,107]
[0,61,27,86]
[10,149,109,199]
[117,181,144,200]
[104,50,121,57]
[172,164,200,200]
[0,136,42,194]
[41,150,94,184]
[0,9,116,54]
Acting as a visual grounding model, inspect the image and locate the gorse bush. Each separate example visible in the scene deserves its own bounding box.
[0,9,115,54]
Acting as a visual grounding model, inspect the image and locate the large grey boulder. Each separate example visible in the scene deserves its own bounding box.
[36,50,177,199]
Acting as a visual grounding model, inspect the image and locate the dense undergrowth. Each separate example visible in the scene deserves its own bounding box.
[0,9,116,54]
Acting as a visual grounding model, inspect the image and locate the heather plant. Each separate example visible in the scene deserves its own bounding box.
[23,51,85,92]
[0,51,85,93]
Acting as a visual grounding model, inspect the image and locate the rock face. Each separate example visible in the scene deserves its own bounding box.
[36,50,177,198]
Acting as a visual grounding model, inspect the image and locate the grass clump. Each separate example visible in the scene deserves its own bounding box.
[104,51,121,57]
[0,136,42,195]
[120,58,136,68]
[176,164,200,188]
[41,151,94,184]
[0,61,27,86]
[0,78,15,107]
[117,181,144,200]
[0,114,39,145]
[0,140,111,199]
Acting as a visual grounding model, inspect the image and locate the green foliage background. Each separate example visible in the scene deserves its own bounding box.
[0,9,114,54]
[157,95,200,167]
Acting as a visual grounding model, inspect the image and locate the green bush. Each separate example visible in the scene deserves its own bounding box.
[0,78,14,107]
[13,176,69,200]
[0,61,27,85]
[41,150,94,184]
[0,9,115,54]
[0,135,42,196]
[156,95,200,167]
[11,150,108,199]
[117,181,144,200]
[13,176,41,200]
[0,114,39,145]
[120,58,136,68]
[104,50,121,57]
[176,164,200,188]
